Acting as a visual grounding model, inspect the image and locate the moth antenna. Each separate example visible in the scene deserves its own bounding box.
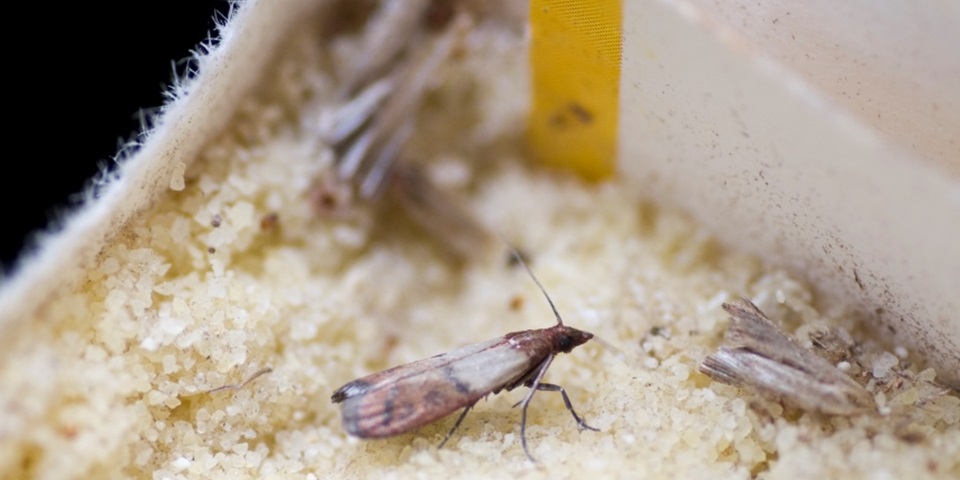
[507,247,564,326]
[204,367,273,394]
[589,334,627,361]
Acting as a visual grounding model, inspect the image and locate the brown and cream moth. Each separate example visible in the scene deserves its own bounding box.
[700,298,876,416]
[331,251,598,461]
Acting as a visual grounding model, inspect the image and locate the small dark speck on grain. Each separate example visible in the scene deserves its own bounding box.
[509,295,525,311]
[260,213,280,232]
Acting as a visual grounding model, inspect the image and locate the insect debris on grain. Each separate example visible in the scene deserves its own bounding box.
[184,367,273,396]
[317,10,494,259]
[331,250,599,462]
[699,298,876,416]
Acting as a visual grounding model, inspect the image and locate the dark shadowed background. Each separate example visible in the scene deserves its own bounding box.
[3,2,230,273]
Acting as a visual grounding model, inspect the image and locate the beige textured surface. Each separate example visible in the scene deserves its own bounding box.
[618,0,960,386]
[1,2,958,479]
[686,0,960,175]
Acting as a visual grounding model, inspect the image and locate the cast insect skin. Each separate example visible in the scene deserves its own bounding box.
[700,298,876,416]
[331,254,598,461]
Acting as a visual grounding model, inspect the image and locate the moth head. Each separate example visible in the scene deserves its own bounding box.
[555,326,593,353]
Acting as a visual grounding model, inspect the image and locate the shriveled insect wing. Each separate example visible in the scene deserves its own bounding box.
[700,298,875,416]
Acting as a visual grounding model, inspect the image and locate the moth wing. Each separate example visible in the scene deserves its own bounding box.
[335,338,536,438]
[331,337,502,403]
[722,298,830,374]
[339,374,481,438]
[723,299,796,352]
[701,348,874,416]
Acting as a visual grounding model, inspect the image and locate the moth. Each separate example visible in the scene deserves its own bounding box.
[318,10,493,259]
[700,298,876,416]
[331,253,598,461]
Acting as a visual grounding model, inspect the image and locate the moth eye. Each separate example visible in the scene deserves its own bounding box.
[558,335,573,351]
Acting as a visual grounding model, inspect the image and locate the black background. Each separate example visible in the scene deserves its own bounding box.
[3,2,230,272]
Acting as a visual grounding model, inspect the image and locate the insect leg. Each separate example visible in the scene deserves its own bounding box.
[518,354,555,462]
[533,383,599,432]
[437,400,478,449]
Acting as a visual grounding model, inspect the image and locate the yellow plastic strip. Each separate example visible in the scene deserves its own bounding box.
[528,0,622,180]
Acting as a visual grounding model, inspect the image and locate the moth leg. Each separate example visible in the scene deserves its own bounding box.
[533,382,599,432]
[437,400,478,449]
[518,355,555,463]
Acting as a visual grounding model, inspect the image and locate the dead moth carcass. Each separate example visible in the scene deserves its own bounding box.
[331,253,598,462]
[316,6,495,259]
[700,298,876,416]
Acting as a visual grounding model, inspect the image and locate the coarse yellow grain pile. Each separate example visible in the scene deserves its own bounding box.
[1,2,957,479]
